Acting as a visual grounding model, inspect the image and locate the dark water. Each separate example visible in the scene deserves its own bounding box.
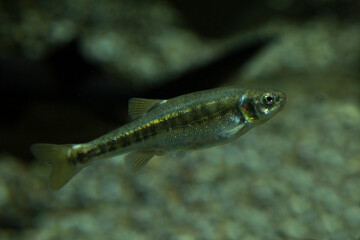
[0,1,359,239]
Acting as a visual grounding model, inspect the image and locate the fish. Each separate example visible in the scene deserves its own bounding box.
[31,87,286,190]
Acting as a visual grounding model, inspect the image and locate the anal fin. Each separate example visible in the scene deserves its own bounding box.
[124,151,155,174]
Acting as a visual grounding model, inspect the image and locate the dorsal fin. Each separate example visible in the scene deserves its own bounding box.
[128,98,166,119]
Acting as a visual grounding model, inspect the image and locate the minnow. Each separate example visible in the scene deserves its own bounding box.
[31,87,286,190]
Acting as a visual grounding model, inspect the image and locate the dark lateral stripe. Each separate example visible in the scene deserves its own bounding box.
[108,144,117,152]
[214,101,224,113]
[182,110,193,125]
[190,106,201,123]
[131,130,142,144]
[121,135,131,148]
[167,103,226,128]
[152,121,162,137]
[76,147,100,164]
[141,126,151,141]
[104,137,130,152]
[168,114,179,130]
[98,144,108,155]
[126,131,136,146]
[159,117,170,132]
[77,151,91,164]
[200,103,212,117]
[138,123,156,141]
[148,124,157,137]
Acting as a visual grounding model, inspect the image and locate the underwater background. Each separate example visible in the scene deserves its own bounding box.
[1,0,360,239]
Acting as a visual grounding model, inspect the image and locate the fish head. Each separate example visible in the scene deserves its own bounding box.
[238,89,286,123]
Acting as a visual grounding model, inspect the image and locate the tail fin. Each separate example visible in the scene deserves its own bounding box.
[31,143,77,191]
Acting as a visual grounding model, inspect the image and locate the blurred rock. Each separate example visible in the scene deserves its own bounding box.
[0,0,235,87]
[238,20,360,80]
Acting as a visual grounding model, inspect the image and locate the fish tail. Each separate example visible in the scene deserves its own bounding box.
[31,143,77,191]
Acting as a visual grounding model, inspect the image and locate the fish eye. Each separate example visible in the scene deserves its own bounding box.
[262,94,274,105]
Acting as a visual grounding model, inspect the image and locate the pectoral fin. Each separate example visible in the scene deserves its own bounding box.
[128,98,167,119]
[217,122,246,139]
[124,151,155,174]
